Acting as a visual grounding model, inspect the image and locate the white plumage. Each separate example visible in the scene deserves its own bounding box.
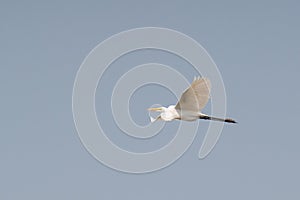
[148,77,236,123]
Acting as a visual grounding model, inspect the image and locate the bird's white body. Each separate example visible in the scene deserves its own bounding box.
[157,105,206,121]
[160,105,179,121]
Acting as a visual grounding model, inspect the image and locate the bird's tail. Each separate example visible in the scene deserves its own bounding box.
[199,115,237,123]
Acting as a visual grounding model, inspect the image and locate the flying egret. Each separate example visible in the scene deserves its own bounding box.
[148,77,236,123]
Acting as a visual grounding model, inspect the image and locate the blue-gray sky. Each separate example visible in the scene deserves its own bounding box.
[1,1,300,199]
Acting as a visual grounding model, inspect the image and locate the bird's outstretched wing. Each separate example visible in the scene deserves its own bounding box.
[175,77,211,112]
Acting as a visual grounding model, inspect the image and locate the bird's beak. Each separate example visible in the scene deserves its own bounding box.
[148,107,162,111]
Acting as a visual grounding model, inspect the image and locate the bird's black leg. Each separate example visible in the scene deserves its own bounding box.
[199,115,237,123]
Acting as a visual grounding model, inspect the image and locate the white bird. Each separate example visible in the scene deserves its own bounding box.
[148,77,236,123]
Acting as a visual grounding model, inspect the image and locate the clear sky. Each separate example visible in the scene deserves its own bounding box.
[1,1,300,199]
